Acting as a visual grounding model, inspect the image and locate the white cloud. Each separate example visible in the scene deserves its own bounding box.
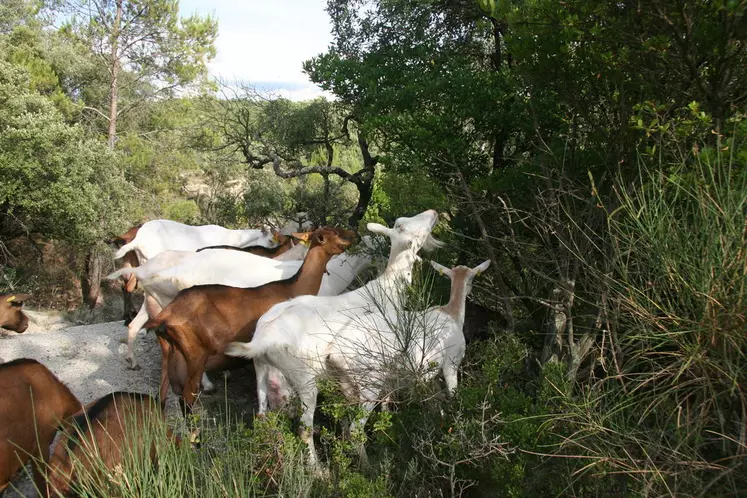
[180,0,333,101]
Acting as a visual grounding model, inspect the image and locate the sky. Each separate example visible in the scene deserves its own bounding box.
[179,0,334,101]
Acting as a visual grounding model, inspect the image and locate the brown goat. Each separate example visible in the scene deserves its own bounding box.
[0,358,82,496]
[196,232,301,258]
[145,226,356,409]
[47,391,176,497]
[0,293,32,333]
[107,224,143,324]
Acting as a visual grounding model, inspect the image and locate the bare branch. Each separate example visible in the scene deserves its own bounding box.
[261,154,353,181]
[82,106,111,121]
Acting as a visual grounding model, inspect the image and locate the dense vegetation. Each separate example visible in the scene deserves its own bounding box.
[1,0,745,496]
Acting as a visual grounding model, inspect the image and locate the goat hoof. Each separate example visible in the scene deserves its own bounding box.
[126,362,141,371]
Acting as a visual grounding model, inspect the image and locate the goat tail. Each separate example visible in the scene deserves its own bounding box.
[113,240,138,260]
[224,341,262,360]
[143,317,165,335]
[106,267,136,281]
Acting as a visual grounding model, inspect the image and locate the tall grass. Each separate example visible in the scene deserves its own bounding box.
[561,150,746,495]
[41,407,314,498]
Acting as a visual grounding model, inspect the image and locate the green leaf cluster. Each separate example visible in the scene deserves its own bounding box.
[0,58,134,245]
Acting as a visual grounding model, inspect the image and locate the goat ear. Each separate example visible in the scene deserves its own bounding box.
[473,260,491,276]
[429,260,451,277]
[366,222,391,236]
[5,293,32,304]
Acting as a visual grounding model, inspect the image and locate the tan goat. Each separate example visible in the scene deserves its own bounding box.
[47,391,178,496]
[0,292,32,333]
[0,358,82,496]
[144,226,357,409]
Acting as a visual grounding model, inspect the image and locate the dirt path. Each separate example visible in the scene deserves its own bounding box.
[0,310,259,497]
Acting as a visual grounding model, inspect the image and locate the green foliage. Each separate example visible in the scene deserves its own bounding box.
[0,59,134,245]
[367,168,449,225]
[371,331,606,497]
[163,199,200,224]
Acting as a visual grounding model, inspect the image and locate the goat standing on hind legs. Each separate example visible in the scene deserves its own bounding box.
[145,226,357,410]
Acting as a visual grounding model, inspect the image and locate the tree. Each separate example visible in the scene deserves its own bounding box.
[304,0,524,326]
[303,0,746,365]
[64,0,217,148]
[0,58,134,259]
[209,88,376,227]
[56,0,216,306]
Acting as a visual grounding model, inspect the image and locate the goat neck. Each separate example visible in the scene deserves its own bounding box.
[376,247,419,290]
[441,268,471,326]
[289,242,339,297]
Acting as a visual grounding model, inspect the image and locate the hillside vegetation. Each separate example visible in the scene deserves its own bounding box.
[0,0,745,496]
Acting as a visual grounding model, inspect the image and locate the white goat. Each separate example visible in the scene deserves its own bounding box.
[112,219,278,262]
[412,260,490,393]
[106,237,378,374]
[273,239,309,261]
[108,218,302,369]
[224,209,441,468]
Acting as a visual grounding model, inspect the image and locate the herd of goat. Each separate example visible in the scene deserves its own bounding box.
[0,209,490,494]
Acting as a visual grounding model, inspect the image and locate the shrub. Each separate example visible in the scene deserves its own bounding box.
[559,143,747,495]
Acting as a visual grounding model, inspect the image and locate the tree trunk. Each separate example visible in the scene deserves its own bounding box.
[348,178,373,227]
[321,172,330,223]
[490,17,502,72]
[82,250,103,309]
[347,133,377,227]
[107,0,123,149]
[82,0,122,308]
[540,288,564,364]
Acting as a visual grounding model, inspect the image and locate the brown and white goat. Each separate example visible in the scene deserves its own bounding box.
[144,226,356,409]
[47,391,177,496]
[107,224,142,324]
[0,358,82,496]
[0,292,32,333]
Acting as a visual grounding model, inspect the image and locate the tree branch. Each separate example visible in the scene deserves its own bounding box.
[264,154,353,180]
[82,106,111,121]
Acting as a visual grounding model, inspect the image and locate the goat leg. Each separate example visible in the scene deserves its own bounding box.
[122,302,149,370]
[157,336,172,407]
[254,359,271,414]
[182,352,208,408]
